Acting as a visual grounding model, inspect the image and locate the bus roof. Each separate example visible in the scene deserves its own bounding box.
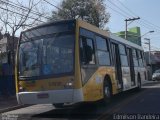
[77,19,143,51]
[22,19,75,33]
[109,33,143,50]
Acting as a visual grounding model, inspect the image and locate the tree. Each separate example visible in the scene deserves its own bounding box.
[51,0,110,28]
[0,0,46,35]
[0,0,48,64]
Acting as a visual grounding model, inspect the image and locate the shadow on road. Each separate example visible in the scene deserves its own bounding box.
[33,103,99,119]
[32,88,146,119]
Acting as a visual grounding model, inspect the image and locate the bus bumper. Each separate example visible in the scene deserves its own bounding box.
[17,89,84,104]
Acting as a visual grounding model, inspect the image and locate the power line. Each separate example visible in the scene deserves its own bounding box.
[0,0,51,20]
[107,0,135,18]
[116,0,160,32]
[106,0,151,31]
[106,1,160,51]
[135,18,160,32]
[0,6,45,23]
[105,4,129,18]
[142,19,160,31]
[43,0,62,11]
[105,3,151,31]
[116,0,138,17]
[136,20,160,32]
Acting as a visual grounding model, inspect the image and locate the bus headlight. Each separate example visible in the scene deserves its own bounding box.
[19,83,25,92]
[64,79,73,89]
[66,82,73,86]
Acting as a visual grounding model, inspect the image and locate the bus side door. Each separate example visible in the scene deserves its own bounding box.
[127,48,136,86]
[111,43,123,91]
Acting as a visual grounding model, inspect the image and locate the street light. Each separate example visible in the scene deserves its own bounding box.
[141,31,154,38]
[125,30,154,38]
[140,30,154,46]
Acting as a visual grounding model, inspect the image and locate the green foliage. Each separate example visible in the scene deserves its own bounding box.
[51,0,110,28]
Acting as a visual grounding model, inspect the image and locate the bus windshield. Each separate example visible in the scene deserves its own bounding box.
[19,24,75,78]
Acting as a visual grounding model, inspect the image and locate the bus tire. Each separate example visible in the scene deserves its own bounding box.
[136,74,141,91]
[53,103,64,108]
[101,79,112,104]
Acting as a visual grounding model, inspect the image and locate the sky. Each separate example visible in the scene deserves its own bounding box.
[49,0,160,51]
[7,0,160,51]
[105,0,160,51]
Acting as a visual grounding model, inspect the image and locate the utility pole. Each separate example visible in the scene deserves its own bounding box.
[144,38,152,79]
[125,17,140,40]
[144,38,151,65]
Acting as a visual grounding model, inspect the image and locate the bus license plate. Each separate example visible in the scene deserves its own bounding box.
[37,93,49,99]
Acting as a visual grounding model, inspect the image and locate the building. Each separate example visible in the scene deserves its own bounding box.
[144,51,160,80]
[145,51,160,72]
[0,33,19,64]
[116,27,141,46]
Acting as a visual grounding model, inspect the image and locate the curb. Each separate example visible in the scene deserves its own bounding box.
[0,105,30,114]
[142,80,159,85]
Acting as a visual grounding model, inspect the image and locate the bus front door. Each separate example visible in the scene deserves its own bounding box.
[111,43,123,90]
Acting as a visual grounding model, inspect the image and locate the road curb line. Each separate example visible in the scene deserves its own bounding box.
[0,105,30,113]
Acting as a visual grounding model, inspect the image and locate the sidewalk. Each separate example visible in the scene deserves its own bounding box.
[0,95,29,113]
[0,96,18,110]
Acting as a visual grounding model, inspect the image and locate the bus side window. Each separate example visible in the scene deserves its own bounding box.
[138,51,143,67]
[132,49,139,67]
[80,37,95,65]
[142,52,146,66]
[136,50,140,66]
[96,36,111,66]
[119,44,128,67]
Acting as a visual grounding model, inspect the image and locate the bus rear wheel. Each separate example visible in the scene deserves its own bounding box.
[101,80,112,104]
[136,75,141,91]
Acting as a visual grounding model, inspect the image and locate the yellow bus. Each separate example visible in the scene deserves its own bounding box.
[15,19,147,107]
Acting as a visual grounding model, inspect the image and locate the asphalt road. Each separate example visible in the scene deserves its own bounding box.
[1,81,160,120]
[99,82,160,120]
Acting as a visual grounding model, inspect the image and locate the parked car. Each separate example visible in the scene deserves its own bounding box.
[152,69,160,81]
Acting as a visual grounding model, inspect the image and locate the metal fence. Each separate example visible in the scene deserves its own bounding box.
[0,63,16,97]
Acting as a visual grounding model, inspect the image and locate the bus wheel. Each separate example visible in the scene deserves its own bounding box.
[102,80,112,104]
[136,75,141,91]
[53,103,64,108]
